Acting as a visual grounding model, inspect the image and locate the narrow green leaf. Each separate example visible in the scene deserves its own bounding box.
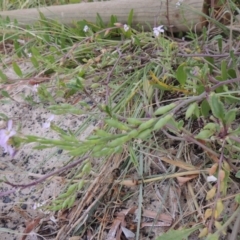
[185,102,197,120]
[154,103,176,116]
[133,36,141,46]
[204,123,217,131]
[96,13,105,28]
[0,69,7,82]
[201,99,210,117]
[1,90,10,98]
[108,135,129,148]
[209,93,225,121]
[225,109,236,126]
[175,63,187,85]
[195,129,214,140]
[206,233,219,240]
[105,118,130,131]
[138,118,156,131]
[0,113,8,120]
[127,9,134,26]
[137,128,152,140]
[14,40,21,57]
[12,62,23,77]
[205,56,214,74]
[30,56,39,68]
[47,104,83,115]
[156,226,200,240]
[153,114,173,131]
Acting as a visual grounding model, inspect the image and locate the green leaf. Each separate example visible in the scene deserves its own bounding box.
[105,118,130,131]
[185,102,197,120]
[133,36,141,46]
[154,103,176,115]
[235,194,240,204]
[30,56,39,68]
[195,130,214,140]
[96,13,105,28]
[129,147,139,167]
[0,113,8,120]
[177,120,184,129]
[153,114,173,131]
[206,233,219,240]
[1,90,10,98]
[137,128,152,140]
[82,161,91,174]
[12,62,23,77]
[48,104,83,115]
[235,172,240,179]
[156,226,200,240]
[204,123,218,131]
[127,9,134,26]
[224,108,236,126]
[0,69,7,82]
[14,40,22,58]
[205,56,214,74]
[209,93,225,121]
[175,63,187,85]
[227,68,237,79]
[110,15,118,26]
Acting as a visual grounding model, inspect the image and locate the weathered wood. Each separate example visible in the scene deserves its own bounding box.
[0,0,206,32]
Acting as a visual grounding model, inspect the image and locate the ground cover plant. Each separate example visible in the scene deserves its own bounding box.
[1,0,240,239]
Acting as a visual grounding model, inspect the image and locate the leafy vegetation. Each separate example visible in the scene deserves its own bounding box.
[1,0,240,239]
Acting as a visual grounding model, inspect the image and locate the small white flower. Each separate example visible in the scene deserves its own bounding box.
[207,175,217,182]
[83,25,89,33]
[32,84,39,93]
[33,202,44,210]
[123,24,130,32]
[176,0,184,7]
[0,120,16,157]
[42,115,55,129]
[153,25,164,37]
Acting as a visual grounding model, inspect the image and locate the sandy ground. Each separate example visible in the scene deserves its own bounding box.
[0,64,97,239]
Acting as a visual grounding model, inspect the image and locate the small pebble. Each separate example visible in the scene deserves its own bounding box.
[3,196,12,203]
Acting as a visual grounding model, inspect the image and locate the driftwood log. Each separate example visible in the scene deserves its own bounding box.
[0,0,207,32]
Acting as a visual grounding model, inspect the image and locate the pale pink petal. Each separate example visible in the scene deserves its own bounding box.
[7,120,13,131]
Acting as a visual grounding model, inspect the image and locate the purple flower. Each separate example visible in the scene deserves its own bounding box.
[42,115,55,129]
[0,120,16,157]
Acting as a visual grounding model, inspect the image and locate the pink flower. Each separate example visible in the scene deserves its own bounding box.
[0,120,16,157]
